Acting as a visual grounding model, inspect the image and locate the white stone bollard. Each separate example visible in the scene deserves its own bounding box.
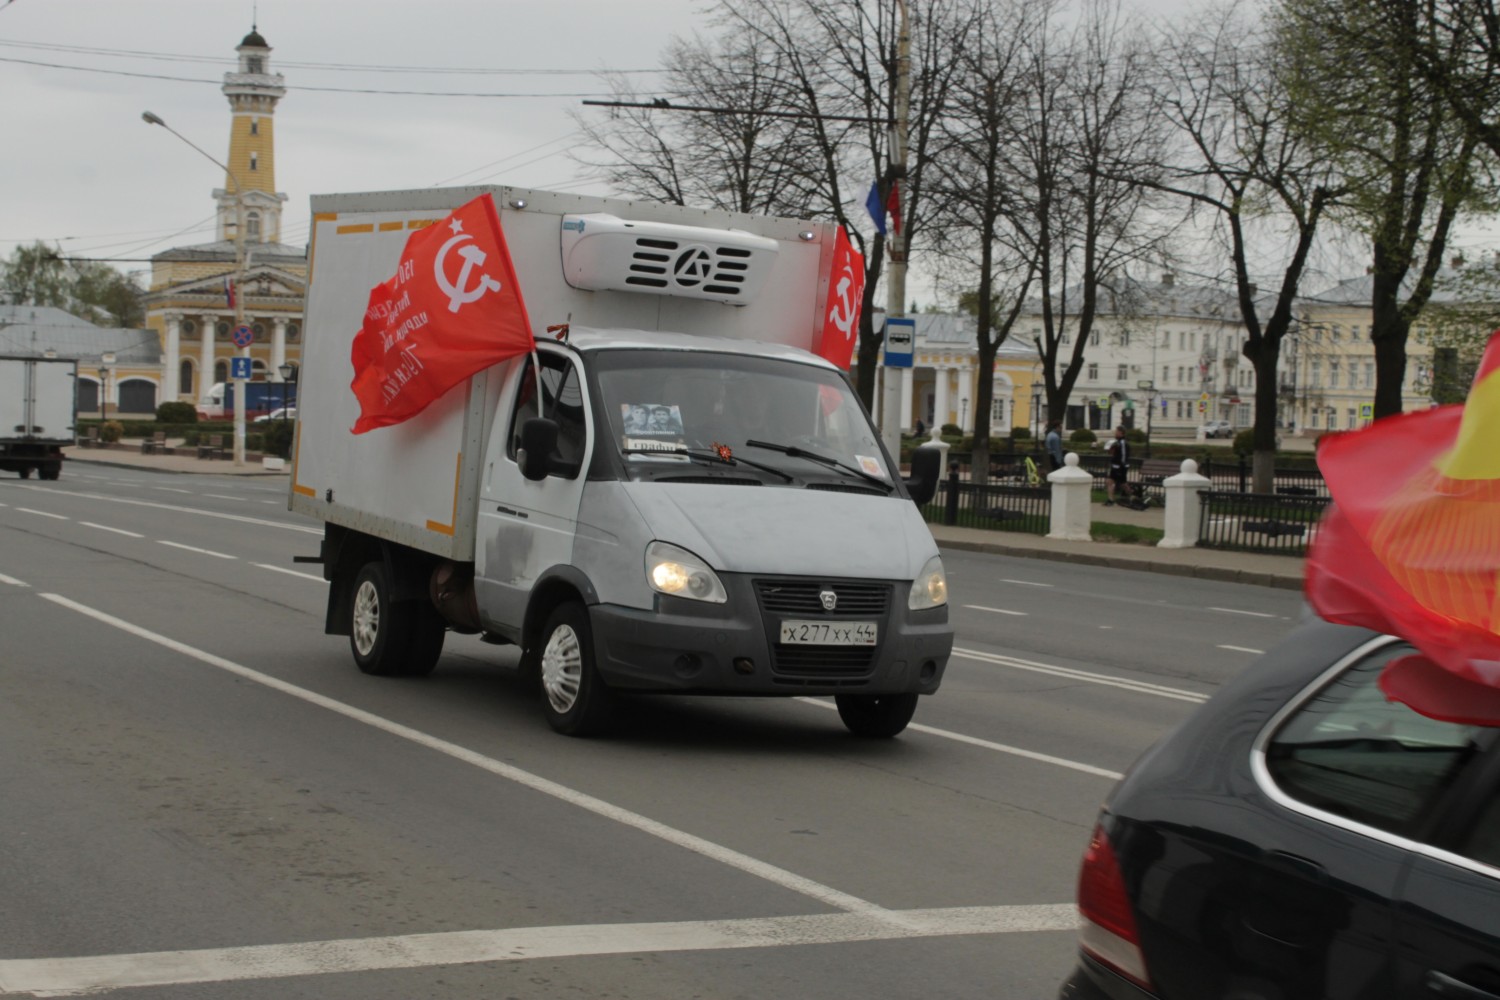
[1047,452,1093,541]
[1158,458,1212,548]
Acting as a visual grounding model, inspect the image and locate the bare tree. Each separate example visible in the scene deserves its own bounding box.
[1148,5,1341,491]
[926,0,1040,478]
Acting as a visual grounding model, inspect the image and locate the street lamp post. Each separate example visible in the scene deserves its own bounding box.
[277,362,296,427]
[97,351,116,419]
[143,110,248,467]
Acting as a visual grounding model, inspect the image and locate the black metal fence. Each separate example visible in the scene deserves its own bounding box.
[923,471,1051,535]
[943,448,1326,498]
[1196,491,1331,556]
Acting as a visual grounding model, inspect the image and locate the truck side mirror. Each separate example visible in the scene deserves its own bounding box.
[518,418,558,481]
[905,446,941,506]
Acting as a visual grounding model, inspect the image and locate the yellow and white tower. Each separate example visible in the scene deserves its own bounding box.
[219,27,288,245]
[144,26,307,408]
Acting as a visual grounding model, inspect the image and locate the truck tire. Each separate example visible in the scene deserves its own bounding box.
[17,467,31,479]
[835,692,918,738]
[39,464,60,481]
[535,601,614,736]
[349,561,445,677]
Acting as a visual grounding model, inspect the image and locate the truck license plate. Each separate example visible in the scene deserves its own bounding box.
[778,620,878,646]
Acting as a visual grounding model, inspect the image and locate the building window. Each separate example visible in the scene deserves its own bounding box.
[286,323,300,342]
[1330,360,1340,388]
[181,319,196,336]
[1349,407,1359,427]
[1162,366,1169,384]
[1117,365,1128,381]
[1161,330,1170,347]
[250,118,259,136]
[1311,361,1321,388]
[1120,331,1131,348]
[179,359,194,396]
[1365,362,1374,388]
[1087,363,1098,381]
[1090,330,1100,347]
[252,322,265,340]
[216,321,231,341]
[1311,410,1321,429]
[214,360,228,384]
[247,212,261,239]
[250,153,258,172]
[247,56,263,74]
[1350,324,1360,340]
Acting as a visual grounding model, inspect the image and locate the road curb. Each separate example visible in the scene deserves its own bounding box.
[933,537,1304,591]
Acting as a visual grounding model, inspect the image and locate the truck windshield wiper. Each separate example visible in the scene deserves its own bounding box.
[620,446,793,482]
[745,440,894,492]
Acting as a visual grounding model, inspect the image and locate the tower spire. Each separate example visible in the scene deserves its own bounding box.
[219,25,287,244]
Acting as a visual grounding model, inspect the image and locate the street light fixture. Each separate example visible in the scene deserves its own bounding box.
[277,362,296,427]
[143,109,249,467]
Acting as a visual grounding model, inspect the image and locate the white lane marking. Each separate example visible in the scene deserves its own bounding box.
[15,508,68,520]
[953,647,1210,704]
[1218,645,1264,655]
[157,541,236,560]
[0,905,1078,996]
[36,594,888,918]
[1208,606,1276,618]
[254,562,324,583]
[150,487,193,494]
[1002,579,1053,588]
[963,605,1028,617]
[795,699,1123,779]
[15,486,319,534]
[0,572,29,587]
[203,494,243,502]
[79,522,145,539]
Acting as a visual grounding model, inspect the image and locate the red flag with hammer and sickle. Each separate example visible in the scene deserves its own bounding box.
[350,193,534,433]
[815,225,864,370]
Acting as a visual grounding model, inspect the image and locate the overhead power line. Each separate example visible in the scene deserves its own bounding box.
[0,38,660,76]
[582,98,893,125]
[0,55,641,97]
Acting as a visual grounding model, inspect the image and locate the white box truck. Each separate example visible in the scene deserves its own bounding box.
[290,186,950,737]
[0,355,76,480]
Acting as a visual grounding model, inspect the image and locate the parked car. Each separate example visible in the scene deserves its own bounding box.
[1058,619,1500,1000]
[1201,419,1234,438]
[253,407,297,423]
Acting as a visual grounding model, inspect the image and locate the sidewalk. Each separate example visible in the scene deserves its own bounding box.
[63,442,288,477]
[59,441,1305,590]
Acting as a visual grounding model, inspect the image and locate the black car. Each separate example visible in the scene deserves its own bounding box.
[1058,619,1500,1000]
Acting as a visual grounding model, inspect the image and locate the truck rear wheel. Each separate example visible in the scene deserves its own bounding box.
[349,561,445,677]
[17,467,31,479]
[38,464,60,481]
[536,601,613,737]
[835,692,918,738]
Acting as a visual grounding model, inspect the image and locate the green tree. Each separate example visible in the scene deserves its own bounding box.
[0,242,145,328]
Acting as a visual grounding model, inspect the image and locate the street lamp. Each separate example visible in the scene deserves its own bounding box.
[277,362,296,426]
[97,351,116,419]
[143,110,249,466]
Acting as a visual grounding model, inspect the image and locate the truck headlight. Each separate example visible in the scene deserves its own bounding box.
[645,541,727,604]
[908,555,948,610]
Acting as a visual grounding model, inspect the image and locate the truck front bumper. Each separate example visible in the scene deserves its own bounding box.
[588,573,951,696]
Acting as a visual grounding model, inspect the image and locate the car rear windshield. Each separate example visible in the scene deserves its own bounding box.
[1265,643,1490,840]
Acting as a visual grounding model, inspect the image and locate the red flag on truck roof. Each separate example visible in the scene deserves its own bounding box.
[350,193,534,434]
[1306,330,1500,724]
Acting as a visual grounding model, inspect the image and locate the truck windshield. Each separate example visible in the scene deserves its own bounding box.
[593,350,891,487]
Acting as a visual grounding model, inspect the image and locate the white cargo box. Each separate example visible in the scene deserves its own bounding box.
[289,185,840,560]
[0,356,77,445]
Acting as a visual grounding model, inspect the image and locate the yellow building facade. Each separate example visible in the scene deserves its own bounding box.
[143,27,306,408]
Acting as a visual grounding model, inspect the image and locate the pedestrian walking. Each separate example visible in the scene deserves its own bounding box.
[1045,420,1064,471]
[1105,426,1129,505]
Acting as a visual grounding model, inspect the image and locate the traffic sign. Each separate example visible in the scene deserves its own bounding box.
[232,324,253,348]
[1096,396,1110,409]
[882,318,914,368]
[230,356,252,380]
[1359,403,1373,419]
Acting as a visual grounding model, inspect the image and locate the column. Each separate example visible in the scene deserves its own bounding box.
[934,367,950,431]
[271,317,287,377]
[958,365,974,432]
[898,367,913,433]
[164,313,181,399]
[199,316,215,403]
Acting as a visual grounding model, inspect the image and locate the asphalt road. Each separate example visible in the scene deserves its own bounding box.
[0,466,1305,999]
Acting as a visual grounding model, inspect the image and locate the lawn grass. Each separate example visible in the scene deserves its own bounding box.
[1091,521,1164,546]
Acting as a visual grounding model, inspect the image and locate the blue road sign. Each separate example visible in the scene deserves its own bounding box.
[883,317,915,368]
[230,356,252,380]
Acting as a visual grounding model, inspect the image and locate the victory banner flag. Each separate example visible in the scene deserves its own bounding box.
[1306,331,1500,724]
[350,193,534,434]
[815,225,864,370]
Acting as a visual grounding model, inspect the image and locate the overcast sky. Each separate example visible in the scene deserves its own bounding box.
[0,0,690,280]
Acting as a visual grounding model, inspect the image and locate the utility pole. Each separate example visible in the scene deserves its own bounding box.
[879,0,911,460]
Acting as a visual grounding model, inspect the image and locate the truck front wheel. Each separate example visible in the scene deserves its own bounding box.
[349,561,445,677]
[835,692,918,738]
[535,602,613,737]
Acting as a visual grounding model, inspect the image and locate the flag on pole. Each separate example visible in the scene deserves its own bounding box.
[224,276,235,309]
[815,225,864,370]
[865,181,887,236]
[349,192,534,434]
[886,179,902,238]
[1306,330,1500,724]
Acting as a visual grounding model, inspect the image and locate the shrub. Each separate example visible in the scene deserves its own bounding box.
[261,422,295,459]
[1069,428,1097,445]
[1232,428,1255,456]
[156,401,198,423]
[1125,428,1147,444]
[941,423,963,436]
[99,420,124,444]
[1009,427,1031,441]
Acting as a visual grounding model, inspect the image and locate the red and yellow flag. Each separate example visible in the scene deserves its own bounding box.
[1306,332,1500,723]
[350,193,534,434]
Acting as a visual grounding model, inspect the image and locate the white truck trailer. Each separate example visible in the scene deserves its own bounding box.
[290,186,950,737]
[0,355,76,480]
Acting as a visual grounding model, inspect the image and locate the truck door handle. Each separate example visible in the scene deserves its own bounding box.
[1427,971,1500,999]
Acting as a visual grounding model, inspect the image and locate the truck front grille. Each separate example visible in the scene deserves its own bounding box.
[752,578,890,684]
